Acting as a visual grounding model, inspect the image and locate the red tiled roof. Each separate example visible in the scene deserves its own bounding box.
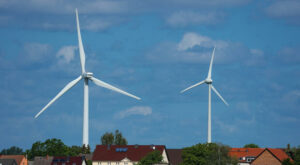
[92,145,166,161]
[229,148,293,163]
[265,148,292,162]
[229,148,264,159]
[51,156,86,165]
[0,155,26,165]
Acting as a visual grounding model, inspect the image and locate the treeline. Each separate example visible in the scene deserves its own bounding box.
[1,138,90,160]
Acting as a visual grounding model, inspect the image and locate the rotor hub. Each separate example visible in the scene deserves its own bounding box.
[82,72,93,78]
[205,78,213,84]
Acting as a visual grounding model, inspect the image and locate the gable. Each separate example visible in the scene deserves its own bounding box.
[251,149,281,165]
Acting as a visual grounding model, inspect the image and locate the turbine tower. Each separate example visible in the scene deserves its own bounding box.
[34,9,141,147]
[181,47,228,143]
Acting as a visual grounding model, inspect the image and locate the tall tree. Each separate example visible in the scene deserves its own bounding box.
[101,130,127,145]
[243,143,259,148]
[0,146,23,155]
[27,138,69,160]
[138,150,163,165]
[181,143,238,165]
[114,130,127,145]
[101,132,114,145]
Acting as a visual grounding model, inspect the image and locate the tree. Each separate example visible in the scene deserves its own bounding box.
[101,130,127,145]
[101,132,114,145]
[181,143,238,165]
[137,150,163,165]
[0,146,23,155]
[114,130,127,145]
[68,145,83,156]
[243,143,259,148]
[27,138,70,160]
[294,146,300,165]
[81,144,91,154]
[282,158,294,165]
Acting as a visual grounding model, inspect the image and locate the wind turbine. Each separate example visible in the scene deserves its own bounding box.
[34,9,141,147]
[180,47,228,143]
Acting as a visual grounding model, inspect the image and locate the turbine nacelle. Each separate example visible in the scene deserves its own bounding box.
[205,78,213,84]
[82,72,93,78]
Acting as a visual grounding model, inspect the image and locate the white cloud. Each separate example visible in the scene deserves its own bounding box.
[265,0,300,24]
[0,0,251,30]
[177,32,228,51]
[146,32,264,65]
[114,106,152,119]
[166,11,224,27]
[56,45,77,64]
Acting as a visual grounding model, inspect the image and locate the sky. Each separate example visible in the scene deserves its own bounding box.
[0,0,300,151]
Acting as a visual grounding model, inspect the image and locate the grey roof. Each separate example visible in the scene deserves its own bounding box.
[0,159,17,165]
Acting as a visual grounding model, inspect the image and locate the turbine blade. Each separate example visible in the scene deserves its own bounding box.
[90,76,141,100]
[211,85,229,106]
[207,47,215,79]
[75,9,86,73]
[180,80,205,93]
[35,75,82,118]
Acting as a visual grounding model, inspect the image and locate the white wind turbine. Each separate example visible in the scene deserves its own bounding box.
[180,47,228,143]
[34,9,141,147]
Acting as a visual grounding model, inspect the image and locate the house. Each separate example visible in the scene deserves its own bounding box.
[51,156,87,165]
[229,148,264,164]
[33,156,53,165]
[229,148,292,165]
[0,155,27,165]
[92,145,169,165]
[0,159,18,165]
[251,148,292,165]
[166,149,182,165]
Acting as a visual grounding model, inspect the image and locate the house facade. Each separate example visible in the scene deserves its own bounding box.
[229,148,292,165]
[0,155,27,165]
[0,159,18,165]
[251,148,292,165]
[92,145,169,165]
[51,156,87,165]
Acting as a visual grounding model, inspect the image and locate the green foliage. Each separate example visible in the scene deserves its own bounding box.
[295,146,300,165]
[284,145,300,165]
[181,143,238,165]
[87,160,92,165]
[282,158,294,165]
[101,132,114,145]
[0,146,24,155]
[68,145,83,156]
[81,144,91,154]
[26,138,87,160]
[114,130,127,145]
[243,143,259,148]
[137,150,163,165]
[101,130,128,145]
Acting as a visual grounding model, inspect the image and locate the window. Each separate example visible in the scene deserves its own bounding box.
[108,162,111,165]
[124,162,128,165]
[98,162,101,165]
[246,157,255,162]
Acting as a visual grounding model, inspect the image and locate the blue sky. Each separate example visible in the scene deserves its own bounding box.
[1,0,300,151]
